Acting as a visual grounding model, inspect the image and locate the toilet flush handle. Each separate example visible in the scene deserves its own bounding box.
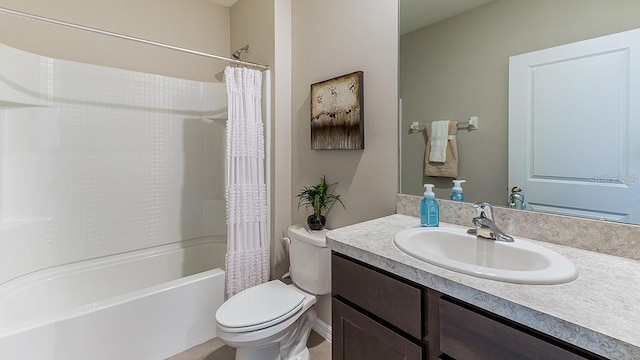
[282,236,291,247]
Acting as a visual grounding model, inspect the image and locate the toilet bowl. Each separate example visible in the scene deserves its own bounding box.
[215,226,330,360]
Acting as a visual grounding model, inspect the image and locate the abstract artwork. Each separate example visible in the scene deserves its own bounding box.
[310,71,364,150]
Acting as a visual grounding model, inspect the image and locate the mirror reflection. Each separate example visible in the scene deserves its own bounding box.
[399,0,640,224]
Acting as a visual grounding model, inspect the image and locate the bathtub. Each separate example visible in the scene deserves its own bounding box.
[0,237,226,360]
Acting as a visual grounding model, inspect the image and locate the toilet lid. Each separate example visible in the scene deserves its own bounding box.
[216,280,305,331]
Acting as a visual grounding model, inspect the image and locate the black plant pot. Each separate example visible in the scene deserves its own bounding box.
[307,214,326,230]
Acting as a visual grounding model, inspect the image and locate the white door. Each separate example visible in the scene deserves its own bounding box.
[509,28,640,223]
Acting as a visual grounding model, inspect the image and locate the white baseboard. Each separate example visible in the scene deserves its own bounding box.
[312,318,332,343]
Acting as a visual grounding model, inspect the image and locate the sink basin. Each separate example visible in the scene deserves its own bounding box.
[393,227,578,284]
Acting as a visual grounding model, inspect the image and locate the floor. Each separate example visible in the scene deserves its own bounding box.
[167,330,331,360]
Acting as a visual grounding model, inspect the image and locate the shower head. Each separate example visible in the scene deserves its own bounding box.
[232,45,250,60]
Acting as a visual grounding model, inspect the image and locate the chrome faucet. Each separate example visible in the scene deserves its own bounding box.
[467,202,514,242]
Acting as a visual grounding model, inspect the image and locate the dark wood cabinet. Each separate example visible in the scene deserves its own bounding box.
[331,252,605,360]
[438,298,590,360]
[332,252,425,339]
[333,298,423,360]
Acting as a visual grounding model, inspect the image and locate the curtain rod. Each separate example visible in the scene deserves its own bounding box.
[0,6,269,70]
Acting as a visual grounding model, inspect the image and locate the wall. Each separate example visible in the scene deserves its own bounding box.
[272,0,292,279]
[291,1,399,228]
[0,0,230,81]
[291,0,398,326]
[400,0,640,204]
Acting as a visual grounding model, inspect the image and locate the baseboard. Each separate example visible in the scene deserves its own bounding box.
[312,318,332,343]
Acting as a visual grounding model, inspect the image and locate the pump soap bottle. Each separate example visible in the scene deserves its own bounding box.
[420,184,439,227]
[450,180,466,202]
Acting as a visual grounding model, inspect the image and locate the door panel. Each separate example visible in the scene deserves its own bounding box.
[509,28,640,222]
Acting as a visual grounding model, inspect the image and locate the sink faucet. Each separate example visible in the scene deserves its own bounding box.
[467,202,514,242]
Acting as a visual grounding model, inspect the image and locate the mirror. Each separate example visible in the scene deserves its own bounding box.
[399,0,640,224]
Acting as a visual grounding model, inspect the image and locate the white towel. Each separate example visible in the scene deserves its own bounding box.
[425,121,459,178]
[429,120,450,162]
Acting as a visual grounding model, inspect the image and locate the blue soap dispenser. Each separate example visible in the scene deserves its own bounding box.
[450,180,466,202]
[420,184,439,227]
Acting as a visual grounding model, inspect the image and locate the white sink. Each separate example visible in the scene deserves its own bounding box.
[393,227,578,284]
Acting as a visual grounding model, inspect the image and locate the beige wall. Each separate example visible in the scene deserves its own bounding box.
[291,0,399,325]
[0,0,230,81]
[272,0,293,279]
[291,1,399,228]
[400,0,640,204]
[231,0,274,65]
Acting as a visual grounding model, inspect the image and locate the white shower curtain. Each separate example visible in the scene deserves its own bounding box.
[224,66,270,298]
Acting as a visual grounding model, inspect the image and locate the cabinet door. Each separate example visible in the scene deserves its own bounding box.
[332,298,423,360]
[332,253,424,339]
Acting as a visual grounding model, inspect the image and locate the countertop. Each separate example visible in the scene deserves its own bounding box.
[326,214,640,359]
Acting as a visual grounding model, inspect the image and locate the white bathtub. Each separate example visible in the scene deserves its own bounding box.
[0,237,226,360]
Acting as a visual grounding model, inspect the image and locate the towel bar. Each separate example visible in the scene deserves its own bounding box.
[410,117,478,133]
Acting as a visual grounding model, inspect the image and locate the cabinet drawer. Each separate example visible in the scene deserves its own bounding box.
[332,298,423,360]
[439,299,591,360]
[332,253,423,339]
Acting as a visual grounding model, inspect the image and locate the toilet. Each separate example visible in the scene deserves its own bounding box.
[215,225,331,360]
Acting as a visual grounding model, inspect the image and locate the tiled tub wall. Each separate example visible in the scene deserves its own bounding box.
[0,43,227,284]
[397,194,640,261]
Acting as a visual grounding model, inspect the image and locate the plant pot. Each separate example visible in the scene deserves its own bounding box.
[307,214,326,230]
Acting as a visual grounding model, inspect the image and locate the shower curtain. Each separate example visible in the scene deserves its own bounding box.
[224,66,270,298]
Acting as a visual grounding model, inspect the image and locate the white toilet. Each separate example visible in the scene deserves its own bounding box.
[215,225,331,360]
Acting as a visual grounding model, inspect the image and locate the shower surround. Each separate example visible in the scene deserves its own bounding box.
[0,42,228,283]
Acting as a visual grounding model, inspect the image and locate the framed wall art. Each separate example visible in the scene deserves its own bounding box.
[310,71,364,150]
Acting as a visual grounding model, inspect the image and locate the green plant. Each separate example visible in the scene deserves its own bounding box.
[296,175,345,219]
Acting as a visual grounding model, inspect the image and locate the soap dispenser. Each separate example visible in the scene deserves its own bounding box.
[450,180,466,202]
[420,184,439,227]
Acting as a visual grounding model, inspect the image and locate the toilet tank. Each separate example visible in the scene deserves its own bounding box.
[287,225,331,295]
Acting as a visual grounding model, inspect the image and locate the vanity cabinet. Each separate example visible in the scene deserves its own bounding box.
[331,252,427,360]
[331,252,604,360]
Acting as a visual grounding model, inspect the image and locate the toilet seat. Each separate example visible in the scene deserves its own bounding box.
[215,280,306,333]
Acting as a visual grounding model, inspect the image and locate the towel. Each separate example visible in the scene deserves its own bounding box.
[425,120,459,178]
[429,121,450,162]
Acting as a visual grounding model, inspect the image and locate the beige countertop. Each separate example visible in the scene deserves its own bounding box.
[326,214,640,359]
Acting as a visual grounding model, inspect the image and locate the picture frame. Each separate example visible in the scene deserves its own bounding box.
[310,71,364,150]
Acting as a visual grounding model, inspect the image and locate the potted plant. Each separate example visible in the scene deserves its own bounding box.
[296,175,345,230]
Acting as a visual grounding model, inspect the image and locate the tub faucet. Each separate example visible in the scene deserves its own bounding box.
[466,202,514,242]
